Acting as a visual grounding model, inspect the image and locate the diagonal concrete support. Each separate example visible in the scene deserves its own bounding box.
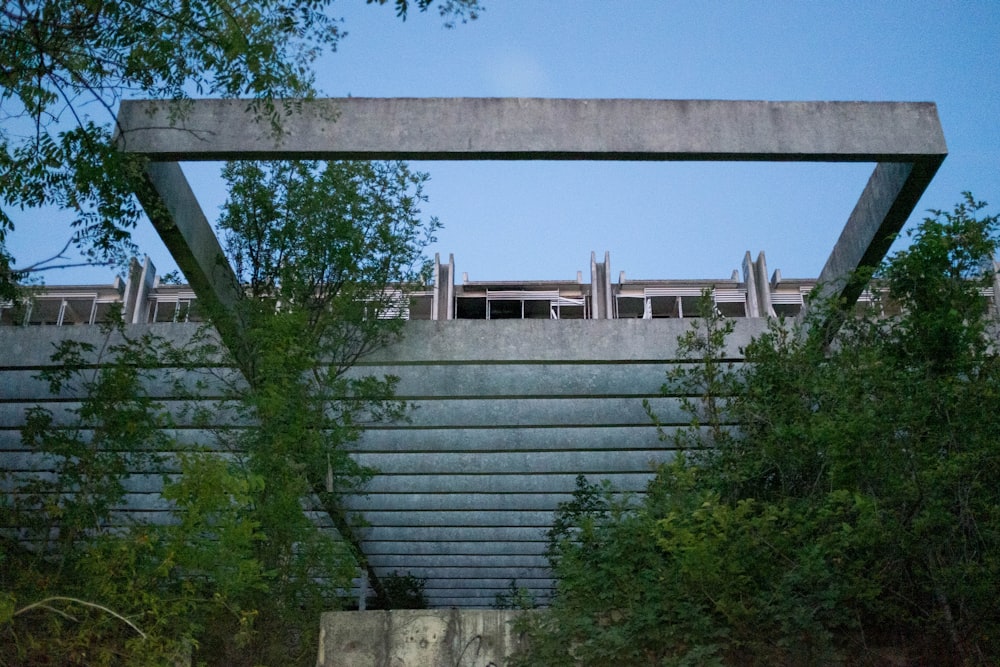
[135,161,243,347]
[813,159,943,339]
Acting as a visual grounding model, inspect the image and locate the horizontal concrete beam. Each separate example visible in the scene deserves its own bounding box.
[350,450,673,476]
[358,526,550,543]
[369,555,548,569]
[117,98,946,162]
[0,396,692,430]
[0,323,216,369]
[5,491,579,519]
[352,362,703,398]
[370,396,689,428]
[352,425,675,453]
[418,587,551,597]
[429,591,542,610]
[366,319,768,362]
[422,588,551,596]
[0,424,679,454]
[356,510,566,528]
[0,369,244,401]
[360,473,658,495]
[344,493,579,513]
[362,541,546,557]
[371,566,550,581]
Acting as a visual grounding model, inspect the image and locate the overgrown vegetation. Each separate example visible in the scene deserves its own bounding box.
[0,316,240,665]
[0,158,439,665]
[2,1,470,662]
[198,159,439,662]
[493,580,538,611]
[512,193,1000,666]
[375,571,429,610]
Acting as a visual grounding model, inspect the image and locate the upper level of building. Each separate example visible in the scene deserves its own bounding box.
[4,251,997,327]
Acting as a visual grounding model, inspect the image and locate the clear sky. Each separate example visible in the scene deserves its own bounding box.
[9,0,1000,284]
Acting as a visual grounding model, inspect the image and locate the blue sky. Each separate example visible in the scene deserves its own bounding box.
[9,0,1000,283]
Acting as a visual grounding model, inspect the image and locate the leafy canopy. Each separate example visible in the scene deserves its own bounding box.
[514,194,1000,666]
[0,0,481,287]
[1,156,442,664]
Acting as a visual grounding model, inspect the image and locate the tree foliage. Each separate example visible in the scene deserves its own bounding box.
[513,194,1000,666]
[0,316,254,666]
[1,157,440,664]
[0,0,480,287]
[207,158,439,654]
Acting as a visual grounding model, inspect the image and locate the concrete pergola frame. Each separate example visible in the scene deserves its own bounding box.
[112,98,947,606]
[115,97,947,334]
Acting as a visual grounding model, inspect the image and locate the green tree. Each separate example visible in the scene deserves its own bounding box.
[193,158,439,662]
[0,0,480,291]
[0,157,440,665]
[0,316,261,666]
[513,194,1000,666]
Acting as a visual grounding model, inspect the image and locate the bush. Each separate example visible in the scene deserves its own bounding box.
[513,194,1000,666]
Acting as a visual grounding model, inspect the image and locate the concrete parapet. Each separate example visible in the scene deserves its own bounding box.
[316,609,526,667]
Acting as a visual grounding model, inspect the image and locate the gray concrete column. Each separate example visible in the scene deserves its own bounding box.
[121,258,144,324]
[130,256,157,324]
[589,251,613,319]
[754,252,775,317]
[742,251,762,317]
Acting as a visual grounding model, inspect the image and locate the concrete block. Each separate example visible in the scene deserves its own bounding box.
[316,609,527,667]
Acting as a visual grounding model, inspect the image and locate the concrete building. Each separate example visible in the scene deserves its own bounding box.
[1,96,954,609]
[0,250,820,327]
[7,251,996,608]
[0,250,806,608]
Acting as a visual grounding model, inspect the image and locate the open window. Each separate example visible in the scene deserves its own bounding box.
[617,286,747,319]
[771,289,806,317]
[408,292,434,320]
[456,290,587,319]
[148,292,198,323]
[486,290,587,320]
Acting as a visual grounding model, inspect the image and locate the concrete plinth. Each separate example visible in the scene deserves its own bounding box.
[315,609,526,667]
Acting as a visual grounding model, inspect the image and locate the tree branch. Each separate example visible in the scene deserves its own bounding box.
[13,236,114,274]
[14,596,147,639]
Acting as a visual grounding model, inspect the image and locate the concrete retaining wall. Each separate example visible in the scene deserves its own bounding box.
[1,318,767,606]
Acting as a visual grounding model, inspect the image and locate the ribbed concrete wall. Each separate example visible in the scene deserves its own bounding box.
[0,318,767,607]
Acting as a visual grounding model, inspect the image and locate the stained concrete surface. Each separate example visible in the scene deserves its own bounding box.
[316,609,526,667]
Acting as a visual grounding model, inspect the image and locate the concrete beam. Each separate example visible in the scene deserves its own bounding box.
[362,541,545,557]
[117,98,946,161]
[111,97,947,605]
[369,555,549,569]
[358,526,549,543]
[420,580,552,591]
[343,493,578,513]
[349,425,675,454]
[135,162,243,347]
[359,473,660,495]
[814,160,942,331]
[351,449,677,475]
[349,397,689,429]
